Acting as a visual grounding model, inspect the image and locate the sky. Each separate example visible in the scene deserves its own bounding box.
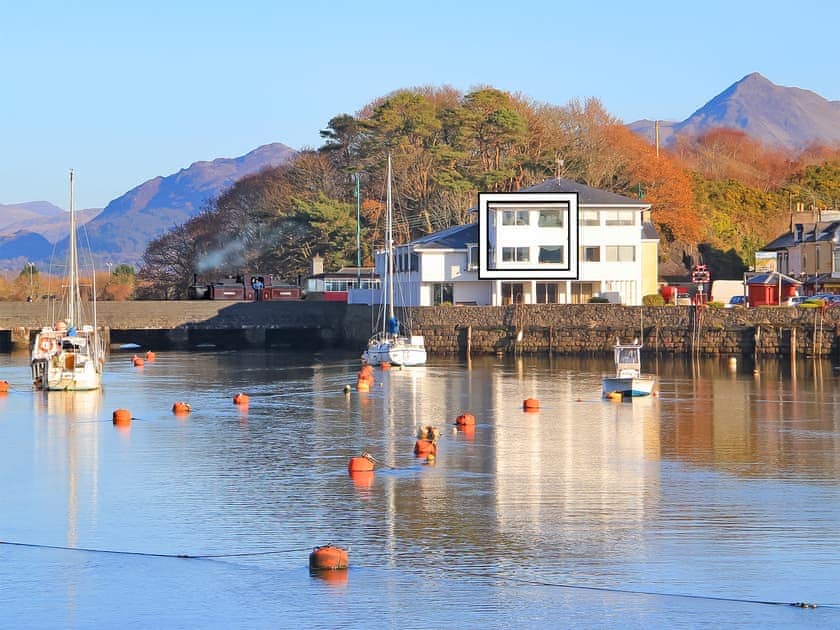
[2,0,838,211]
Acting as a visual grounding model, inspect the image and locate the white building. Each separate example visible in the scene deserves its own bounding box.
[362,178,659,307]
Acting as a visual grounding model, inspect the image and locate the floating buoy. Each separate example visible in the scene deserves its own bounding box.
[455,412,475,426]
[348,453,375,473]
[425,453,436,464]
[416,425,440,441]
[606,392,623,402]
[172,401,191,415]
[457,423,475,439]
[523,398,540,411]
[343,384,351,395]
[132,355,144,367]
[349,470,375,489]
[380,362,391,370]
[356,380,370,392]
[112,408,131,426]
[309,545,349,571]
[0,380,8,393]
[233,392,249,405]
[145,351,156,362]
[414,439,437,456]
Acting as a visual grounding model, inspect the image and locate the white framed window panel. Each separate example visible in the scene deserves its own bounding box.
[478,192,579,279]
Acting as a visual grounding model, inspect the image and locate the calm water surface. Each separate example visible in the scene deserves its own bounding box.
[0,349,838,629]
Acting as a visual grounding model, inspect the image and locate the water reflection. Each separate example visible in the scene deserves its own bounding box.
[0,351,838,627]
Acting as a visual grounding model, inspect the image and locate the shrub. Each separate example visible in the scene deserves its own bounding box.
[642,294,665,306]
[707,301,724,308]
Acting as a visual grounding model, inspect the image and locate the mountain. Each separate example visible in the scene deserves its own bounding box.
[56,142,296,266]
[0,202,101,243]
[629,73,840,150]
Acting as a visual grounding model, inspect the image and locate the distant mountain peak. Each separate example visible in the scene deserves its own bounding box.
[0,142,296,270]
[630,74,840,151]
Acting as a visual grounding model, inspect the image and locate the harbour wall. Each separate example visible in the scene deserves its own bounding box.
[1,301,838,357]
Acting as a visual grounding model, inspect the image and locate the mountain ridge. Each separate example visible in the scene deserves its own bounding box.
[629,72,840,149]
[0,142,296,270]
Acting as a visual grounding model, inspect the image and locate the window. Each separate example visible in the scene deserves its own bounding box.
[580,209,599,226]
[605,246,635,262]
[501,283,524,304]
[502,247,530,262]
[433,283,453,305]
[538,246,564,264]
[571,282,596,304]
[834,249,840,274]
[603,210,635,226]
[502,210,529,226]
[581,246,600,262]
[467,244,478,270]
[538,208,565,227]
[536,282,564,303]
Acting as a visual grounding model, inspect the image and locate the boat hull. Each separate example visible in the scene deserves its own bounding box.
[363,338,427,367]
[602,376,655,397]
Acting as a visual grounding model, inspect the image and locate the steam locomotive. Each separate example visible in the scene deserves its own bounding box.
[188,274,303,301]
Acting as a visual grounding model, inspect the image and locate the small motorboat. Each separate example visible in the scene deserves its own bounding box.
[602,338,655,398]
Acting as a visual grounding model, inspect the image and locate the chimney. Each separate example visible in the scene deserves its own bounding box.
[311,255,324,276]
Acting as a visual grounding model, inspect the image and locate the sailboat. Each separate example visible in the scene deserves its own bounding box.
[31,170,105,391]
[362,155,427,367]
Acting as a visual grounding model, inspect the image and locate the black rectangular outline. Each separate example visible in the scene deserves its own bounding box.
[478,192,580,279]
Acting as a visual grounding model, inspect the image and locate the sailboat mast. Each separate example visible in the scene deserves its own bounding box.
[68,169,78,328]
[386,154,395,323]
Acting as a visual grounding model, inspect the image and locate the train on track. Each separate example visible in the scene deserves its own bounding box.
[188,274,303,301]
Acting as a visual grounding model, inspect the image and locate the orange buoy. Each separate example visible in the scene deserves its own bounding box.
[348,453,375,473]
[145,351,156,362]
[132,355,144,367]
[172,401,191,415]
[523,398,540,411]
[356,380,370,392]
[457,423,476,439]
[0,380,9,393]
[112,408,132,426]
[455,412,475,426]
[414,439,437,456]
[233,392,250,405]
[309,545,349,571]
[349,470,375,489]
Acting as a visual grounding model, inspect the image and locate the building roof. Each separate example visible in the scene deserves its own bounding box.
[410,223,478,250]
[520,178,651,207]
[746,271,802,286]
[408,178,657,251]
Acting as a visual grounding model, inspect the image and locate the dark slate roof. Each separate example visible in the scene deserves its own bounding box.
[761,232,795,251]
[746,271,802,285]
[520,178,649,206]
[411,223,478,250]
[641,222,659,240]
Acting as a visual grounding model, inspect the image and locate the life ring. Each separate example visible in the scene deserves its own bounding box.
[38,338,56,353]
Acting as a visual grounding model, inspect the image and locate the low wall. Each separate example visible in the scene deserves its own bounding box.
[1,301,838,357]
[406,304,840,358]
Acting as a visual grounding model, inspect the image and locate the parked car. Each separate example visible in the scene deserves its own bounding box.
[725,295,748,308]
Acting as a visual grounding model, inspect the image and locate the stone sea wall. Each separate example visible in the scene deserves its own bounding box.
[2,301,839,357]
[404,304,840,358]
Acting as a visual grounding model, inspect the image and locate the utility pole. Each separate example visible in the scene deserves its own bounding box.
[355,173,361,287]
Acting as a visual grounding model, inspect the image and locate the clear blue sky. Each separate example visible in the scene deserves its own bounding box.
[2,0,838,210]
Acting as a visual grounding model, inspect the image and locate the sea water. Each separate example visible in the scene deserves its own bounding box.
[0,350,838,629]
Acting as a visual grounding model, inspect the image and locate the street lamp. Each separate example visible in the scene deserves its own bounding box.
[106,262,113,277]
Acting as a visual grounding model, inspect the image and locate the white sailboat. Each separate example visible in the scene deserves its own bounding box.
[362,155,427,367]
[31,170,105,391]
